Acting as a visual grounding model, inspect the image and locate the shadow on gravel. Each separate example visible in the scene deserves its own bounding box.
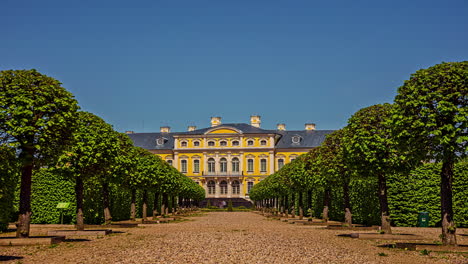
[111,231,125,234]
[337,234,352,237]
[64,238,91,242]
[0,256,23,262]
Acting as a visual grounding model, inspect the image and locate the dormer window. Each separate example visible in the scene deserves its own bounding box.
[181,141,187,147]
[247,140,254,146]
[156,137,166,146]
[208,141,215,147]
[220,141,227,146]
[292,135,302,144]
[260,140,267,146]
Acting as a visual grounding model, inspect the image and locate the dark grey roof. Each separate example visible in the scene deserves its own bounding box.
[126,124,335,150]
[127,133,175,150]
[275,130,335,149]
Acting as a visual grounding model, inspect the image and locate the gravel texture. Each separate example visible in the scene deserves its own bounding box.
[1,212,467,264]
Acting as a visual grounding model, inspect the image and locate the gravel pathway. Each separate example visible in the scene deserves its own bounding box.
[1,212,467,263]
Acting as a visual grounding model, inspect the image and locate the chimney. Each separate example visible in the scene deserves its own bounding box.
[125,131,134,134]
[211,117,221,127]
[305,123,316,131]
[276,124,286,131]
[160,126,171,133]
[188,126,197,131]
[250,115,261,128]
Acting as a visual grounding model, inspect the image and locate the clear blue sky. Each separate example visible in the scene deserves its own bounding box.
[2,0,467,132]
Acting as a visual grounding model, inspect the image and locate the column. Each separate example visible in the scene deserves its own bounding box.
[240,181,244,198]
[203,152,207,175]
[227,152,232,175]
[269,151,274,174]
[240,152,244,175]
[215,178,220,198]
[227,179,232,198]
[174,152,179,170]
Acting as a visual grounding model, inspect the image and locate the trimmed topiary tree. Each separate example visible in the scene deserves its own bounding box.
[391,61,468,245]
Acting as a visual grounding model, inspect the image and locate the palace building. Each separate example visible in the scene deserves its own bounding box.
[127,116,333,201]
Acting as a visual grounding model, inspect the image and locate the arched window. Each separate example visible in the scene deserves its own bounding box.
[208,158,215,173]
[232,140,239,146]
[247,159,254,172]
[220,180,228,195]
[208,141,215,147]
[220,141,227,146]
[260,140,267,146]
[220,158,227,173]
[181,141,187,147]
[278,159,284,169]
[247,182,254,193]
[181,160,187,173]
[247,140,254,146]
[208,180,216,195]
[232,157,239,172]
[232,180,240,194]
[193,141,200,147]
[260,159,267,172]
[193,160,200,173]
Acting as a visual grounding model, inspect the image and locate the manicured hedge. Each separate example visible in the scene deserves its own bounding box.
[0,147,18,232]
[388,161,468,227]
[286,162,466,228]
[29,168,158,224]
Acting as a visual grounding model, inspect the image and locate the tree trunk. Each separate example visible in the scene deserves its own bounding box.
[172,195,177,215]
[75,177,85,231]
[307,190,312,218]
[378,173,392,234]
[322,188,331,222]
[291,193,296,218]
[102,182,112,225]
[130,189,136,221]
[298,192,304,220]
[343,177,352,226]
[441,160,457,245]
[153,191,159,220]
[16,146,34,238]
[162,193,168,216]
[284,195,289,217]
[142,190,148,221]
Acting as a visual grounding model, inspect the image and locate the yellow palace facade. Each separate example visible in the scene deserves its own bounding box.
[127,116,333,201]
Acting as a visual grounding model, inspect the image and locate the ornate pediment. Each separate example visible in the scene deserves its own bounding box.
[205,126,242,135]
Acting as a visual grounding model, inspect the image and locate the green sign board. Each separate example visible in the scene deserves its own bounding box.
[56,202,70,209]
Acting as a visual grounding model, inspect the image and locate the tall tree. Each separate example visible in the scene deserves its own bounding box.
[319,129,353,225]
[344,104,406,234]
[58,111,119,230]
[0,69,78,237]
[391,61,468,245]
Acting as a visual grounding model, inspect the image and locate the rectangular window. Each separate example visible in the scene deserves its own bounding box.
[260,159,267,172]
[193,160,199,173]
[247,159,254,172]
[181,160,187,173]
[278,159,284,170]
[247,182,254,193]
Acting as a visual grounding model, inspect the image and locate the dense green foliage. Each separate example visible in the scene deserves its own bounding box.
[0,146,18,231]
[388,161,468,227]
[391,61,467,245]
[391,61,467,164]
[0,69,79,237]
